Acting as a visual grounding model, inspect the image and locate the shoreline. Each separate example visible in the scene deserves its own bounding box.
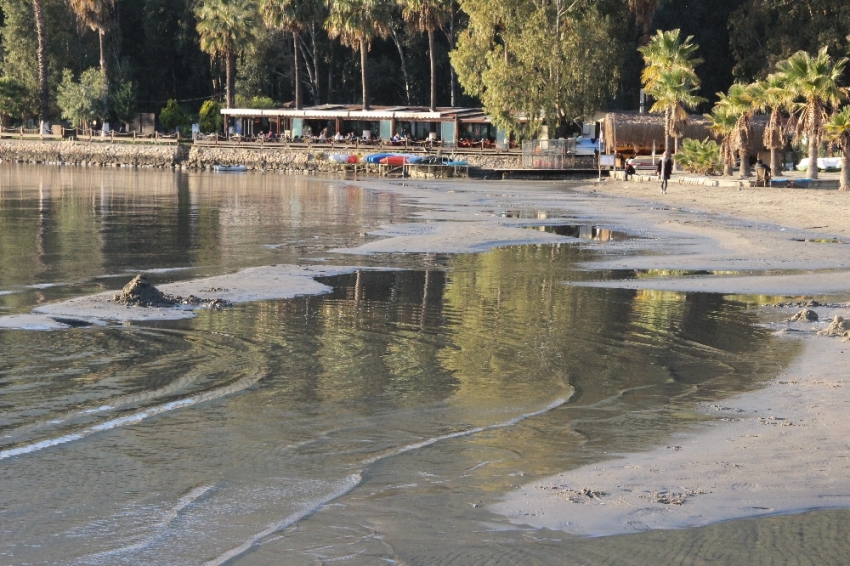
[3,171,850,537]
[0,139,521,172]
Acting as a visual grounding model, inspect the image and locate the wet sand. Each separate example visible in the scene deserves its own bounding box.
[4,173,850,540]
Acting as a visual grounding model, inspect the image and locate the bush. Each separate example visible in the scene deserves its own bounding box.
[0,77,28,121]
[234,94,276,109]
[674,138,723,175]
[111,80,137,127]
[159,99,191,132]
[56,68,109,128]
[198,100,223,134]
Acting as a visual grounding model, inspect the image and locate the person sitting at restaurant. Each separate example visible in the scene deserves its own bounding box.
[391,133,402,143]
[334,131,345,142]
[317,128,328,141]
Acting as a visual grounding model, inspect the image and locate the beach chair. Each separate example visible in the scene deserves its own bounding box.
[755,167,771,187]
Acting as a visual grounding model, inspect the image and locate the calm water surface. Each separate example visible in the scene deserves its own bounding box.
[0,165,843,565]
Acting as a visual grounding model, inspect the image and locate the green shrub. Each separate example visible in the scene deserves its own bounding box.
[159,99,191,131]
[198,100,223,134]
[111,80,137,126]
[674,137,723,175]
[234,94,276,109]
[56,68,109,128]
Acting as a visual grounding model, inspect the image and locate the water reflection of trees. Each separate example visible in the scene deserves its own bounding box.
[190,245,791,444]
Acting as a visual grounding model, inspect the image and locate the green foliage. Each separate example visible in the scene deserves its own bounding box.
[159,99,191,131]
[640,29,705,143]
[56,68,109,128]
[639,29,702,92]
[234,94,277,108]
[196,0,258,60]
[729,0,850,82]
[110,80,136,125]
[0,77,29,119]
[453,1,621,135]
[825,106,850,144]
[704,104,736,172]
[198,100,223,134]
[673,137,723,175]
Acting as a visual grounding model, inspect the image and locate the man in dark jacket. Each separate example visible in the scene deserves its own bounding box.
[656,151,673,193]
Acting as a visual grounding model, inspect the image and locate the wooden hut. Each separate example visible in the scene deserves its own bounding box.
[601,111,767,158]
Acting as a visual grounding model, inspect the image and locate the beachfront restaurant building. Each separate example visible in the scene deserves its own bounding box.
[220,104,510,148]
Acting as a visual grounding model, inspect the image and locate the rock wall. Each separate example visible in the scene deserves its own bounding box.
[0,140,187,167]
[0,140,563,174]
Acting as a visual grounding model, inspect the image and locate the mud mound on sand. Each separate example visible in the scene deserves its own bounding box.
[111,275,232,310]
[112,274,176,307]
[817,316,850,338]
[789,309,818,322]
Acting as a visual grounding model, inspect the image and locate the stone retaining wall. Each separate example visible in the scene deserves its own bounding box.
[0,140,525,173]
[0,140,187,167]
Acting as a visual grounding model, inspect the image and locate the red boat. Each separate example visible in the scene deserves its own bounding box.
[379,156,410,165]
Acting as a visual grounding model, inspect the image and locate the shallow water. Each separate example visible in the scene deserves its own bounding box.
[1,165,841,565]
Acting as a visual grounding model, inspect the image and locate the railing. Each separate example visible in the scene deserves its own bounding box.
[72,129,180,144]
[0,126,180,144]
[193,134,521,154]
[0,126,62,141]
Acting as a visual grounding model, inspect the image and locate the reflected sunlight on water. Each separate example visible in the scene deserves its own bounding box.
[0,165,836,565]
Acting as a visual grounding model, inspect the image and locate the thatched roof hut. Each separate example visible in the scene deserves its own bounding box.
[601,111,767,155]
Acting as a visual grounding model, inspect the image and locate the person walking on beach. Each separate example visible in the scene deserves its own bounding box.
[657,151,673,193]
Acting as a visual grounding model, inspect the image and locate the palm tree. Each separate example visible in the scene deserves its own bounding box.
[196,0,258,109]
[33,0,49,125]
[259,0,320,110]
[715,83,757,177]
[704,105,737,176]
[638,29,702,151]
[638,29,702,94]
[398,0,450,111]
[66,0,114,75]
[750,74,792,175]
[775,47,848,179]
[646,68,705,164]
[824,106,850,191]
[325,0,393,110]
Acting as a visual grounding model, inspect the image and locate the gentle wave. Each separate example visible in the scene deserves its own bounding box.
[204,474,363,566]
[0,374,264,461]
[80,485,216,563]
[206,395,571,565]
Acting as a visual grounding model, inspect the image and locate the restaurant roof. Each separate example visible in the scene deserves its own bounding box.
[221,104,494,123]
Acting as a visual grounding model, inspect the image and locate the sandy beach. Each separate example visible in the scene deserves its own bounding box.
[3,172,850,541]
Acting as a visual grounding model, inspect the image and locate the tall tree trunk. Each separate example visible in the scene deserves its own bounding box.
[770,147,781,176]
[428,28,436,111]
[739,146,750,177]
[673,136,681,170]
[841,140,849,191]
[312,32,321,104]
[448,3,456,107]
[808,118,820,179]
[99,29,107,77]
[225,51,236,108]
[389,27,411,105]
[33,0,49,124]
[293,31,302,109]
[360,41,370,110]
[664,106,671,152]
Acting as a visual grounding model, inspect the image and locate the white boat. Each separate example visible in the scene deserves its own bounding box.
[796,157,842,171]
[212,165,248,172]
